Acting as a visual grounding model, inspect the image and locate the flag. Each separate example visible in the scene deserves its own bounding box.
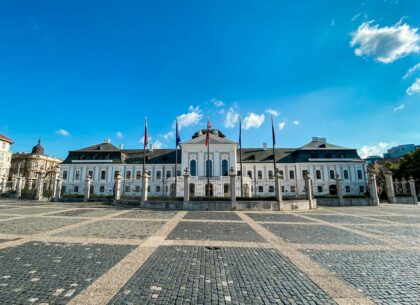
[144,117,148,149]
[271,116,276,146]
[205,119,212,146]
[239,116,242,147]
[175,118,181,147]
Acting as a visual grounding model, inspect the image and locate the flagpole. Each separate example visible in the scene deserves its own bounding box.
[143,117,147,180]
[239,117,243,198]
[271,116,278,174]
[207,123,210,197]
[174,119,178,197]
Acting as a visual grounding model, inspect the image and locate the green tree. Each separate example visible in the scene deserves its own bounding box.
[395,149,420,189]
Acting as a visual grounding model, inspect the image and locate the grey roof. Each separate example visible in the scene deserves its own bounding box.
[299,139,348,150]
[122,149,181,164]
[75,143,120,152]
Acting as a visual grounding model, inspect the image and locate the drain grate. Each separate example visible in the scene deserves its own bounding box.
[205,246,221,251]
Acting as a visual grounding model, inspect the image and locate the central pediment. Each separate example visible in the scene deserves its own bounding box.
[181,133,237,146]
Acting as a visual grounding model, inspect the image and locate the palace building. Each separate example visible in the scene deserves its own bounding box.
[60,129,367,198]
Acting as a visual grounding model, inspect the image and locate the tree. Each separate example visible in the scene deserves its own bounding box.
[395,149,420,189]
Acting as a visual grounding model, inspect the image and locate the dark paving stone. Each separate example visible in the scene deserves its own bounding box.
[115,210,177,219]
[0,215,14,220]
[109,246,337,305]
[302,214,386,224]
[55,220,166,240]
[0,217,83,235]
[50,208,119,218]
[184,212,242,221]
[0,241,135,305]
[264,223,384,245]
[167,222,264,242]
[302,249,420,305]
[366,215,420,224]
[0,206,19,210]
[351,225,420,240]
[0,207,66,215]
[245,213,314,223]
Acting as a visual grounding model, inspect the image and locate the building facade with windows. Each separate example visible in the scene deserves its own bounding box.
[0,134,14,180]
[60,129,367,198]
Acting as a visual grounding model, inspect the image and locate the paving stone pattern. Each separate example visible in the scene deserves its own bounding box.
[51,208,121,218]
[184,211,242,221]
[167,222,265,242]
[264,223,384,245]
[301,214,386,224]
[115,210,178,219]
[0,217,83,235]
[55,219,167,240]
[245,213,314,223]
[108,246,337,305]
[365,215,420,224]
[0,207,66,215]
[0,241,135,305]
[303,249,420,305]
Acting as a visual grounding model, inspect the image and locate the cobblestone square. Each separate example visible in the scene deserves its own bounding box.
[0,199,418,305]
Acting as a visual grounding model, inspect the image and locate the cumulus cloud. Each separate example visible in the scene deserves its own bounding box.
[406,78,420,95]
[176,105,203,129]
[358,142,389,159]
[211,98,224,107]
[265,108,280,117]
[224,107,240,128]
[116,131,123,138]
[139,136,152,145]
[278,121,286,130]
[292,120,300,125]
[393,104,405,112]
[151,140,163,149]
[403,63,420,79]
[243,113,265,130]
[56,129,69,136]
[161,131,174,141]
[351,12,361,22]
[350,21,420,63]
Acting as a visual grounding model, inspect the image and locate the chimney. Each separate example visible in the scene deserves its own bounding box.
[262,142,267,150]
[312,137,326,143]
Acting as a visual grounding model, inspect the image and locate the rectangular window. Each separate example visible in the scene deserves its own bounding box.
[359,186,365,193]
[100,186,105,193]
[135,185,141,192]
[114,171,119,179]
[88,170,93,179]
[136,171,141,180]
[269,185,274,192]
[62,186,66,193]
[101,170,106,180]
[316,170,321,180]
[268,170,273,179]
[317,186,323,193]
[302,170,308,177]
[126,171,131,179]
[166,170,171,178]
[290,186,296,192]
[156,185,161,192]
[344,170,349,180]
[281,186,285,192]
[279,170,284,178]
[247,171,252,178]
[125,186,130,192]
[156,171,162,180]
[258,186,263,192]
[75,170,80,181]
[345,186,351,193]
[74,186,79,193]
[258,170,263,179]
[289,170,295,179]
[63,171,68,180]
[357,170,363,180]
[329,170,335,180]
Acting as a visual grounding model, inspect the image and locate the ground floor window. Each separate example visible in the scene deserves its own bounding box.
[269,185,274,192]
[100,185,105,193]
[345,186,351,193]
[74,186,79,193]
[317,186,323,193]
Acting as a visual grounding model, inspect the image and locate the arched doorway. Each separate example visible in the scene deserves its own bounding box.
[189,183,195,197]
[224,183,229,197]
[205,183,214,197]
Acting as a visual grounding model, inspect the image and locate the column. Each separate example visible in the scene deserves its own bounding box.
[55,177,62,201]
[84,175,92,202]
[141,172,150,205]
[35,171,45,201]
[183,168,190,210]
[12,176,17,191]
[384,171,396,203]
[229,167,237,211]
[15,175,23,199]
[393,179,400,195]
[113,172,122,204]
[408,176,418,204]
[1,175,7,194]
[401,177,407,193]
[304,173,314,209]
[369,173,379,206]
[275,170,283,211]
[51,171,59,201]
[335,174,344,206]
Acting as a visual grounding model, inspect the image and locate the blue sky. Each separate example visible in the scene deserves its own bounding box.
[1,0,419,159]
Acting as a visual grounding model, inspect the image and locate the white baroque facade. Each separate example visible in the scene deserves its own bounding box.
[0,134,14,181]
[60,129,367,198]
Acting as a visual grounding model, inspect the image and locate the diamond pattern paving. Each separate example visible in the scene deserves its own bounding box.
[245,212,314,223]
[184,211,242,221]
[0,217,83,235]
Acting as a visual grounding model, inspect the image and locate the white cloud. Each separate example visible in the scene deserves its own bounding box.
[350,21,420,63]
[55,129,69,136]
[211,98,224,107]
[278,121,286,130]
[151,140,163,149]
[224,107,240,128]
[406,78,420,95]
[116,131,123,138]
[243,113,265,130]
[161,131,174,141]
[358,142,389,159]
[176,105,203,129]
[351,12,361,22]
[292,120,300,125]
[265,108,280,117]
[403,63,420,79]
[139,136,152,144]
[393,104,405,112]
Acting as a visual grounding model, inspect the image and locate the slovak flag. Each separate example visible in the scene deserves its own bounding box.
[205,119,212,146]
[175,118,181,148]
[144,117,149,149]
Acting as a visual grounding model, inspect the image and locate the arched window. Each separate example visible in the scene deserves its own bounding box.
[190,160,197,176]
[222,160,228,176]
[206,160,213,177]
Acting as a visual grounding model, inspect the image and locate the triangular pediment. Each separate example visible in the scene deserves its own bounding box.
[181,133,237,146]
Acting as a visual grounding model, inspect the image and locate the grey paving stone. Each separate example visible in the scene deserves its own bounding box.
[302,214,386,224]
[245,213,314,223]
[302,249,420,305]
[184,211,242,221]
[0,215,14,220]
[351,224,420,240]
[366,215,420,224]
[115,210,178,219]
[0,207,66,215]
[50,208,120,218]
[167,222,265,242]
[108,246,337,305]
[264,223,384,245]
[55,219,166,240]
[0,217,83,235]
[0,241,135,305]
[0,206,19,210]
